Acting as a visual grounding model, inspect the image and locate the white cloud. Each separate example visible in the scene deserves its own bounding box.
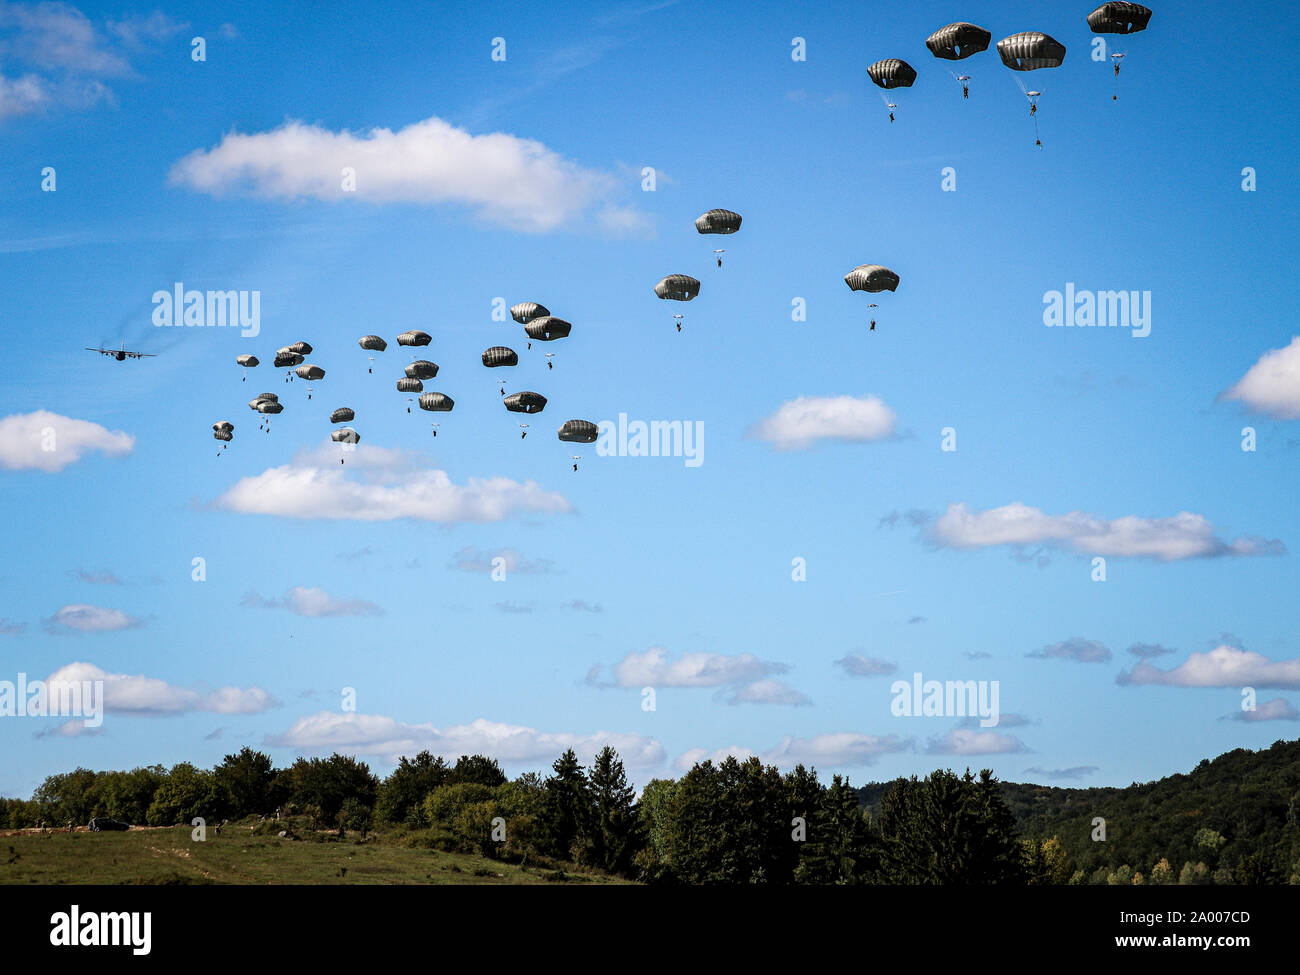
[242,586,381,618]
[0,73,47,117]
[268,711,664,767]
[169,116,647,234]
[215,444,570,523]
[926,728,1026,755]
[599,647,785,688]
[835,652,897,677]
[1228,697,1300,722]
[35,718,102,739]
[1027,637,1112,664]
[44,604,143,634]
[676,732,911,771]
[0,410,133,471]
[106,11,188,48]
[1221,336,1300,419]
[0,2,131,75]
[750,395,896,450]
[46,662,277,715]
[721,679,811,707]
[929,502,1283,561]
[1118,645,1300,689]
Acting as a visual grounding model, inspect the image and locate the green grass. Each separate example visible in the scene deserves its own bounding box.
[0,827,631,885]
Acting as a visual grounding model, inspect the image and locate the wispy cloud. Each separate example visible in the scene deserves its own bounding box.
[676,732,911,771]
[834,653,896,678]
[242,586,382,618]
[44,604,144,634]
[47,662,277,715]
[928,502,1283,561]
[1028,637,1112,664]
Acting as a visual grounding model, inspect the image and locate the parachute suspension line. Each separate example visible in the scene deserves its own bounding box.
[1033,114,1041,148]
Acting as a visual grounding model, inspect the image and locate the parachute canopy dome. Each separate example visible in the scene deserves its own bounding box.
[359,335,388,352]
[418,392,454,412]
[1087,2,1151,33]
[510,302,550,324]
[396,377,424,393]
[524,317,572,341]
[504,391,547,414]
[925,22,992,60]
[654,275,701,301]
[404,360,439,380]
[330,407,355,424]
[694,209,742,234]
[331,428,360,444]
[236,354,259,367]
[482,346,519,368]
[997,32,1067,70]
[273,352,304,368]
[288,341,313,356]
[256,400,284,415]
[255,392,279,403]
[214,428,233,442]
[845,265,900,293]
[867,59,917,89]
[213,421,234,433]
[397,330,432,347]
[558,419,598,443]
[295,363,326,381]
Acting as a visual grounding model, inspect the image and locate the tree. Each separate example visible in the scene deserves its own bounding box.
[375,751,449,826]
[213,748,276,819]
[448,754,507,787]
[633,778,679,883]
[541,749,591,861]
[279,754,378,826]
[146,763,222,825]
[33,768,100,824]
[878,768,1025,884]
[586,746,642,875]
[1023,836,1074,885]
[795,774,877,884]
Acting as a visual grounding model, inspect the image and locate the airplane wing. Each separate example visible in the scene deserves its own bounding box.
[85,347,110,354]
[125,352,157,358]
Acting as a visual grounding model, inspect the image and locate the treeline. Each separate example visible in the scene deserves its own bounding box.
[6,740,1299,883]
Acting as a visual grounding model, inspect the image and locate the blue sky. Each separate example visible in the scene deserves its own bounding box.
[2,0,1299,798]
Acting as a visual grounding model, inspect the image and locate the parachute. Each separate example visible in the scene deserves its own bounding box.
[404,360,439,380]
[504,391,547,414]
[396,377,424,393]
[524,317,571,342]
[330,407,355,424]
[249,392,279,411]
[867,59,917,89]
[397,330,432,347]
[925,22,991,60]
[482,346,519,368]
[1087,2,1151,33]
[213,421,234,452]
[359,335,388,351]
[295,363,325,381]
[557,419,599,443]
[213,420,234,433]
[1087,3,1151,100]
[273,351,304,368]
[510,302,550,324]
[331,427,360,444]
[996,32,1066,70]
[654,275,700,301]
[844,265,900,293]
[256,399,283,414]
[694,209,742,234]
[288,341,313,356]
[213,428,233,442]
[236,354,258,367]
[418,392,454,412]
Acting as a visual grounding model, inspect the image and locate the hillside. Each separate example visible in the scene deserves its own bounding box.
[859,738,1300,882]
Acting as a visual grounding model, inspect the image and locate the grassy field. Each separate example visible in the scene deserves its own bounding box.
[0,826,630,885]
